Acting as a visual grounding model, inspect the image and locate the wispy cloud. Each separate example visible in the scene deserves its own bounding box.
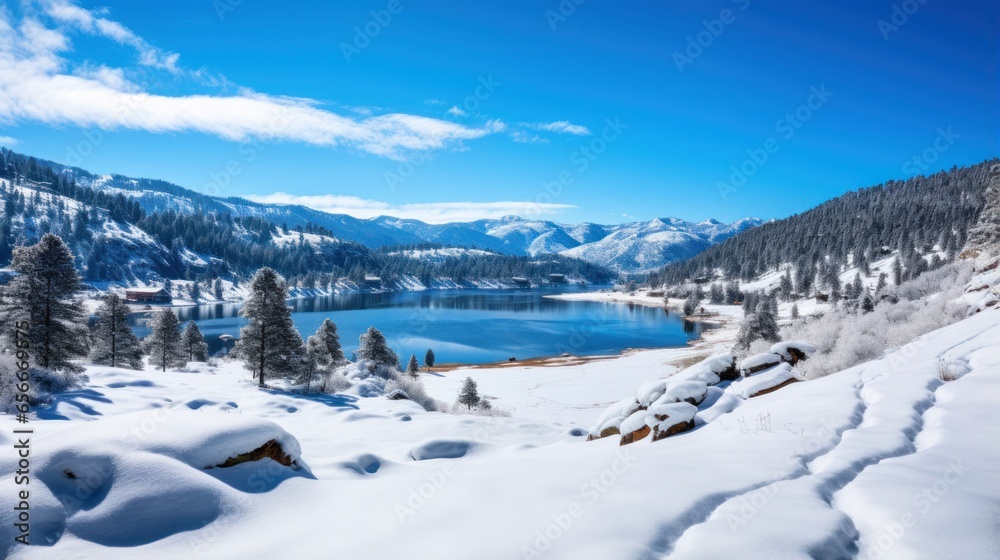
[511,130,549,144]
[245,192,575,223]
[0,135,19,146]
[0,1,507,159]
[446,106,467,117]
[523,120,591,136]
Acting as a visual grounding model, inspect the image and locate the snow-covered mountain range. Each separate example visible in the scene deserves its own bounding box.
[373,215,762,272]
[0,151,759,278]
[71,171,760,273]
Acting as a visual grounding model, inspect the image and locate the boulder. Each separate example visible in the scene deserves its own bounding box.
[672,352,735,385]
[652,418,696,441]
[648,402,698,441]
[653,380,708,406]
[770,341,817,365]
[728,363,801,399]
[619,410,653,446]
[739,352,784,377]
[587,416,625,441]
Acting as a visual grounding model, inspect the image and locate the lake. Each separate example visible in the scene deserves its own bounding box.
[129,287,702,365]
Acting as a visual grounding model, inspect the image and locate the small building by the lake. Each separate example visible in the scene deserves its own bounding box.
[125,287,172,303]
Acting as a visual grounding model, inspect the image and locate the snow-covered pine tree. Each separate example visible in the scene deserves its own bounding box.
[458,376,480,410]
[860,292,875,314]
[875,272,888,294]
[892,257,903,286]
[190,281,201,302]
[425,348,435,370]
[90,294,143,369]
[213,278,224,301]
[233,267,306,387]
[356,326,400,373]
[309,318,345,367]
[181,321,209,362]
[779,269,793,300]
[756,300,780,343]
[791,303,800,320]
[735,300,780,351]
[406,354,419,378]
[709,283,724,304]
[144,308,187,372]
[1,233,88,372]
[683,292,700,316]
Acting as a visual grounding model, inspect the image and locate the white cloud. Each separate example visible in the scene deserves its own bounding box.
[523,120,591,136]
[446,105,467,117]
[245,192,575,224]
[0,136,19,146]
[511,130,549,144]
[0,2,505,159]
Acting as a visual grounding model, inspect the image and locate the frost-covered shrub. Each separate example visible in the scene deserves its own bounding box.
[385,377,446,412]
[0,352,81,414]
[783,262,973,378]
[317,371,352,394]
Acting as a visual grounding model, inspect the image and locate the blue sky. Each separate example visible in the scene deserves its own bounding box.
[0,0,995,224]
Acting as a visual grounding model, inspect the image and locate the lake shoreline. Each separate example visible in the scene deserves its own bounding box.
[427,289,744,373]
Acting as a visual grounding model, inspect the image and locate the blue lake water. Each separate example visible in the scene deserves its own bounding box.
[129,287,702,365]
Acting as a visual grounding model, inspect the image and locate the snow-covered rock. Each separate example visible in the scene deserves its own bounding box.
[740,352,784,376]
[653,380,708,406]
[770,341,818,364]
[728,363,802,398]
[649,402,698,441]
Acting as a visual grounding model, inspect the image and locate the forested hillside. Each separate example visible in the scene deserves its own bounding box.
[0,149,614,286]
[649,160,996,290]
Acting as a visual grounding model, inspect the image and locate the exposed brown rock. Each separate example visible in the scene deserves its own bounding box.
[652,419,695,441]
[748,378,800,398]
[619,424,651,446]
[211,439,294,468]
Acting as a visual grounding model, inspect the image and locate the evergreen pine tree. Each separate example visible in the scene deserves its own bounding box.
[144,308,186,372]
[892,257,904,286]
[779,269,793,300]
[458,376,480,410]
[90,294,143,369]
[756,300,780,342]
[181,321,209,362]
[425,348,435,370]
[309,318,345,367]
[406,354,419,378]
[860,292,875,314]
[875,272,888,294]
[233,267,306,387]
[1,233,88,371]
[683,292,700,316]
[356,326,399,373]
[213,278,224,301]
[791,303,800,320]
[709,283,724,304]
[190,281,201,301]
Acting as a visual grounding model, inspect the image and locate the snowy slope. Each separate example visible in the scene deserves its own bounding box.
[3,294,998,558]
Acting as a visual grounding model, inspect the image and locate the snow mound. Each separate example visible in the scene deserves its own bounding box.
[410,439,474,461]
[5,408,305,550]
